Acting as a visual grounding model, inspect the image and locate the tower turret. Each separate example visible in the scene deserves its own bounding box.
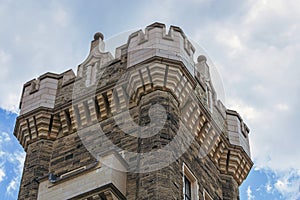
[14,23,253,200]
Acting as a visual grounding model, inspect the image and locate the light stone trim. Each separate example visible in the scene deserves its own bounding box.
[182,162,199,200]
[37,153,126,200]
[97,94,107,120]
[88,99,98,123]
[211,142,252,185]
[69,106,77,132]
[15,112,60,150]
[20,77,59,115]
[60,110,69,135]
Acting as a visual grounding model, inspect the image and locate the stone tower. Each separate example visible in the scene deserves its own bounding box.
[14,23,253,200]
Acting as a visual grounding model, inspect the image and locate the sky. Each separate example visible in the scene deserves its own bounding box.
[0,0,299,199]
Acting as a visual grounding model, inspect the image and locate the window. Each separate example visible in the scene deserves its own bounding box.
[184,176,192,200]
[182,163,198,200]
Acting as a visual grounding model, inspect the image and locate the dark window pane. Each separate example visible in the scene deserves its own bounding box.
[184,176,191,200]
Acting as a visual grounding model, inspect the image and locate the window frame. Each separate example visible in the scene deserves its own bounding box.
[203,189,213,200]
[182,163,199,200]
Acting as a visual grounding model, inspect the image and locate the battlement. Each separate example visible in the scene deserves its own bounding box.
[19,73,60,115]
[19,69,78,115]
[116,22,195,72]
[226,110,251,156]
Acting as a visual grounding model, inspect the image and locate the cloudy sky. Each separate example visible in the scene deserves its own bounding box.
[0,0,299,199]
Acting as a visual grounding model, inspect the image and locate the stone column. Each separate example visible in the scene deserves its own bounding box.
[220,174,240,200]
[18,140,53,200]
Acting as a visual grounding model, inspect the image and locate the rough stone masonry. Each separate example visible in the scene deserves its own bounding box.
[14,22,253,200]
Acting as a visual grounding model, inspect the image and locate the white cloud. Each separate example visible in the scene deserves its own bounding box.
[247,186,255,200]
[275,103,289,112]
[52,6,69,27]
[134,0,211,27]
[0,1,83,113]
[14,151,26,175]
[266,182,272,193]
[0,167,5,183]
[6,150,26,176]
[273,170,300,200]
[0,132,11,143]
[6,177,18,195]
[0,49,11,66]
[215,29,244,58]
[0,149,26,196]
[227,98,261,122]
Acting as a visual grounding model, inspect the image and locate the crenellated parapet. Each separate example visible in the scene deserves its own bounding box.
[19,73,59,115]
[15,69,78,150]
[116,22,195,72]
[15,73,60,151]
[226,109,251,156]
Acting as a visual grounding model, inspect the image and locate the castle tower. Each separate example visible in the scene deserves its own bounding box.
[14,23,253,200]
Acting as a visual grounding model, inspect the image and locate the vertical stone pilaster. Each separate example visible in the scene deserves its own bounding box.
[220,174,239,200]
[18,140,53,200]
[126,90,180,199]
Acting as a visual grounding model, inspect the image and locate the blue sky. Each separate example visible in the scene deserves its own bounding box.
[0,0,300,199]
